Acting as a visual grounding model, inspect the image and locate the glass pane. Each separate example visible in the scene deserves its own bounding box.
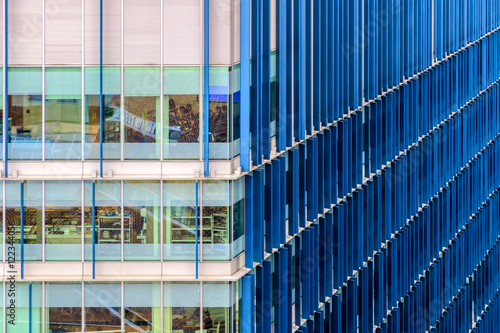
[124,67,161,160]
[124,282,161,332]
[85,283,121,332]
[209,67,230,160]
[85,95,121,160]
[164,282,200,333]
[124,180,161,260]
[202,181,230,261]
[45,180,82,261]
[164,67,200,160]
[45,67,83,160]
[7,67,43,160]
[0,181,2,261]
[270,51,277,137]
[6,282,42,333]
[232,178,244,258]
[84,180,122,261]
[231,64,240,159]
[164,181,198,261]
[46,282,82,332]
[202,283,230,333]
[0,68,3,159]
[84,67,121,160]
[5,181,42,261]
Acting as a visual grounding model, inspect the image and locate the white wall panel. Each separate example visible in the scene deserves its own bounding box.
[209,0,231,65]
[0,0,4,66]
[164,0,200,65]
[85,0,121,65]
[45,0,82,65]
[232,0,240,64]
[124,0,161,65]
[8,0,43,65]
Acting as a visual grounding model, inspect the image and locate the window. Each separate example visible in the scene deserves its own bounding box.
[124,67,161,159]
[5,180,42,261]
[84,67,121,160]
[84,180,122,261]
[45,67,83,160]
[7,67,43,160]
[202,181,230,260]
[46,282,82,332]
[203,282,231,333]
[232,178,245,258]
[6,282,42,333]
[163,181,199,261]
[85,283,122,331]
[164,282,201,333]
[124,180,161,260]
[209,67,230,160]
[164,67,201,159]
[45,180,82,261]
[124,282,161,331]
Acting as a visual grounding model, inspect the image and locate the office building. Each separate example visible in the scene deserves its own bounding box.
[1,0,500,332]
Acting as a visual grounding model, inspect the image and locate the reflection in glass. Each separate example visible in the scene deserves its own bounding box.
[0,181,2,260]
[202,181,230,260]
[7,67,43,160]
[6,283,43,333]
[45,67,83,160]
[124,181,161,260]
[84,67,121,160]
[45,180,82,261]
[85,283,121,332]
[231,64,241,158]
[84,180,122,261]
[164,181,199,261]
[271,51,277,137]
[46,282,82,332]
[124,282,161,332]
[164,67,201,159]
[5,180,42,261]
[0,68,3,159]
[209,67,230,160]
[124,67,161,159]
[232,178,245,258]
[203,282,230,333]
[85,95,121,159]
[164,282,200,333]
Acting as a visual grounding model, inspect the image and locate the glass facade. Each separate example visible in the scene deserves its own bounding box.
[4,1,499,333]
[0,65,244,161]
[0,180,241,262]
[0,282,238,333]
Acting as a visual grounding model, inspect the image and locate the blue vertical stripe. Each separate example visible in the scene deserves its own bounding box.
[4,0,8,174]
[195,181,199,278]
[20,181,24,279]
[99,0,103,176]
[92,181,96,279]
[203,0,210,176]
[240,0,251,171]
